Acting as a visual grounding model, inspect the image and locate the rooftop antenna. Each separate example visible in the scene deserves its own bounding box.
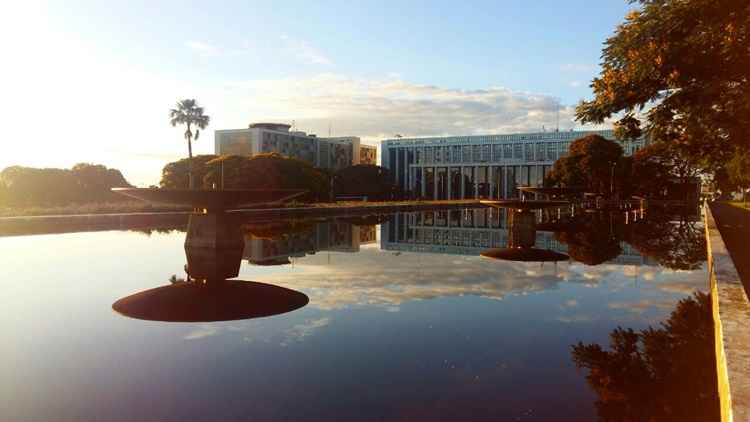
[328,122,332,137]
[555,100,560,132]
[292,119,296,131]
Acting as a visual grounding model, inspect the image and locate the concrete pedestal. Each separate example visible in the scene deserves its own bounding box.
[185,213,245,281]
[508,210,536,248]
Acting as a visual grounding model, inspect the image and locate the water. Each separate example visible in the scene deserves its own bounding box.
[0,208,717,421]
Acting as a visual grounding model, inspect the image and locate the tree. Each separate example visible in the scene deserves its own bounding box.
[546,134,624,196]
[571,292,719,421]
[169,99,210,189]
[627,211,706,270]
[160,153,331,202]
[333,164,398,201]
[0,164,132,207]
[555,214,623,265]
[727,149,750,205]
[160,155,218,189]
[576,0,750,179]
[630,143,700,199]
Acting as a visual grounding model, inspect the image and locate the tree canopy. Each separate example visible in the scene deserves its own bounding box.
[727,149,750,200]
[160,153,330,202]
[0,163,132,207]
[576,0,750,176]
[160,155,219,189]
[333,164,399,200]
[545,134,624,196]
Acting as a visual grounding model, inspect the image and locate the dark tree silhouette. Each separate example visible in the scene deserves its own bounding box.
[555,214,623,265]
[545,135,624,197]
[169,99,210,189]
[571,292,719,422]
[0,163,132,207]
[627,212,706,271]
[333,164,398,200]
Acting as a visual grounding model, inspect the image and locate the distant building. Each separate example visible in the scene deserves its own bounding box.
[381,129,645,199]
[214,123,376,171]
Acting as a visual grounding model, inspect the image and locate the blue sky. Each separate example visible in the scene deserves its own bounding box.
[4,1,636,185]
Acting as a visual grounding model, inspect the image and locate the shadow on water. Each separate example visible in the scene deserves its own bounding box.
[571,292,719,421]
[481,205,569,263]
[113,212,310,322]
[112,279,309,322]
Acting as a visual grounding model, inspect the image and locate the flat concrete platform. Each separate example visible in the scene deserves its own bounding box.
[706,203,750,422]
[711,203,750,295]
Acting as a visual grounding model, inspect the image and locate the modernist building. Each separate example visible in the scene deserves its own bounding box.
[215,123,377,172]
[381,129,645,199]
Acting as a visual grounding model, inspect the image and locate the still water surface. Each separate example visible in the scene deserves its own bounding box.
[1,209,716,421]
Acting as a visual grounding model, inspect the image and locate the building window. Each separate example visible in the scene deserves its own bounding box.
[525,144,534,161]
[535,143,544,161]
[473,145,482,163]
[504,144,512,159]
[481,145,490,162]
[462,146,472,163]
[514,144,523,160]
[492,144,503,162]
[451,145,461,163]
[435,146,443,163]
[425,147,434,164]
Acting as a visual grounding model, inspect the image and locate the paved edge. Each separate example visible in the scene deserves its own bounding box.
[706,205,750,422]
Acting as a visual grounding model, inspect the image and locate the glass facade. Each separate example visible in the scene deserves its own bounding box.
[382,129,645,200]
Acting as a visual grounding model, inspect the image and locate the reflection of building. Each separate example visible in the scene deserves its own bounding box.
[380,209,654,266]
[243,221,375,264]
[215,123,376,171]
[381,129,645,199]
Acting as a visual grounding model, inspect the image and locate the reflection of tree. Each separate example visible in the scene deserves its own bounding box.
[571,292,718,422]
[555,214,622,265]
[627,212,706,270]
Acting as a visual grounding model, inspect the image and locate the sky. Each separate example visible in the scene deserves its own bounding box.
[2,1,637,186]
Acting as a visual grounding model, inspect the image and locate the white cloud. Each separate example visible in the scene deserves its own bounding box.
[183,324,219,340]
[280,35,333,66]
[185,40,219,56]
[568,81,582,88]
[280,317,331,346]
[228,74,598,143]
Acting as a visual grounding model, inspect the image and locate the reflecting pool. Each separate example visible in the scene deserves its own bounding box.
[0,208,717,421]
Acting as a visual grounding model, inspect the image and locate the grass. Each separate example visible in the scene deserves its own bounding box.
[728,200,750,211]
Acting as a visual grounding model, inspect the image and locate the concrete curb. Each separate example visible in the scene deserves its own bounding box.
[706,204,750,422]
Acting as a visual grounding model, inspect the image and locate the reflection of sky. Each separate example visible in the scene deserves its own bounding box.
[0,228,708,422]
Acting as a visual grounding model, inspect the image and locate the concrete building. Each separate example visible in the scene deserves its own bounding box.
[381,129,645,199]
[215,123,377,171]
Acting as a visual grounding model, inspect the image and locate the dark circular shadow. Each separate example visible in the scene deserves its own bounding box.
[480,247,569,262]
[248,257,292,266]
[112,280,309,322]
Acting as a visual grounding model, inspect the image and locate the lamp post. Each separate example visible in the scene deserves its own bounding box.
[610,161,617,199]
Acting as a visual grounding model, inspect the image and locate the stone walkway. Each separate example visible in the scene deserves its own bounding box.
[710,202,750,295]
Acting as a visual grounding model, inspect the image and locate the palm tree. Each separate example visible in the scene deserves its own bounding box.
[169,99,210,189]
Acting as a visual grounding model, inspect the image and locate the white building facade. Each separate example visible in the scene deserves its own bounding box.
[381,129,645,199]
[214,123,376,172]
